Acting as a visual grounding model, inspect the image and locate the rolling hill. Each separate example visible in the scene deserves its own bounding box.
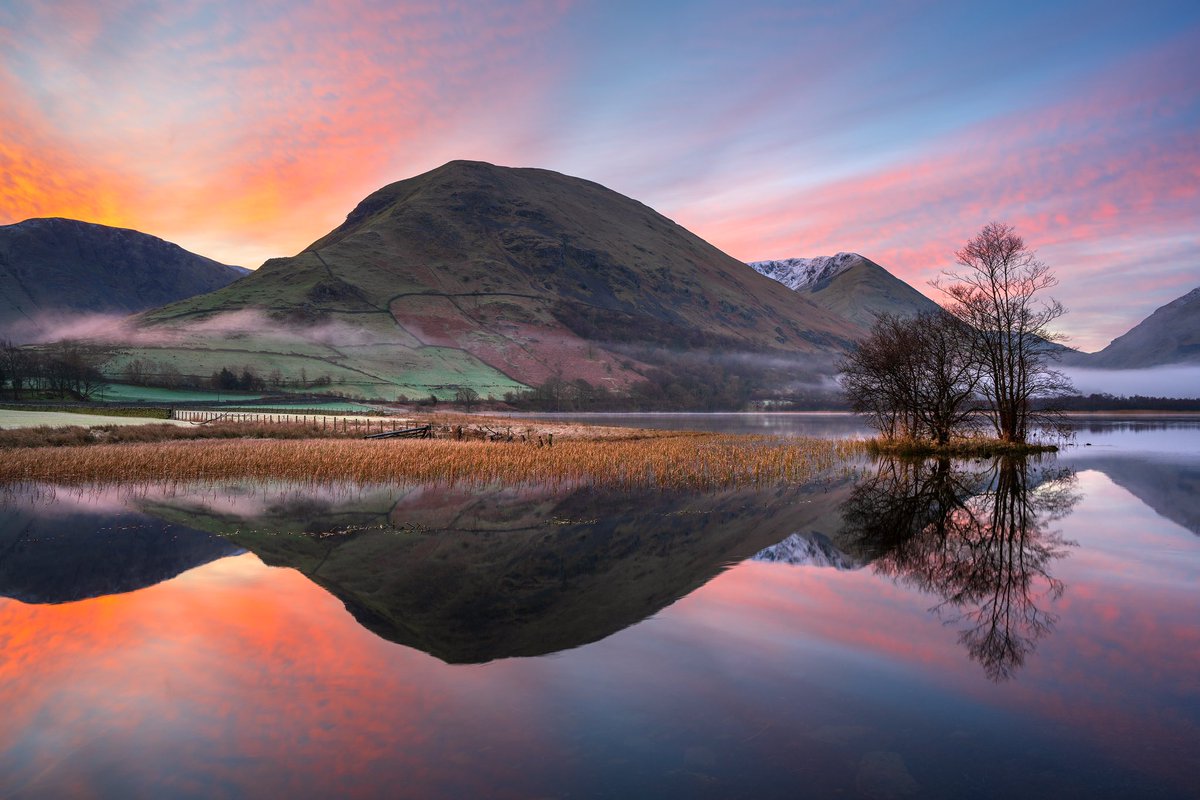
[0,218,247,342]
[108,160,860,401]
[748,252,941,328]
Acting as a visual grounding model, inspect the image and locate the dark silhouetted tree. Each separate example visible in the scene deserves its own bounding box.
[839,310,980,444]
[454,386,480,411]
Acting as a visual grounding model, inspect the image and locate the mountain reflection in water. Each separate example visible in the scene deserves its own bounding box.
[1,422,1198,798]
[132,479,853,663]
[0,486,241,604]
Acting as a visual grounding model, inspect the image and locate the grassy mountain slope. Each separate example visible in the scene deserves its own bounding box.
[115,161,860,400]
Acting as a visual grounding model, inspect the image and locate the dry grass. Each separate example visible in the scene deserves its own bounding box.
[0,435,862,490]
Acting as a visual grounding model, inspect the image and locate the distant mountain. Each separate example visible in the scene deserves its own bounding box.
[0,218,247,342]
[1087,286,1200,368]
[106,160,860,400]
[749,252,941,329]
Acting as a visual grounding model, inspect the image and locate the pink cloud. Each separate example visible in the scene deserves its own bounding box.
[679,34,1199,350]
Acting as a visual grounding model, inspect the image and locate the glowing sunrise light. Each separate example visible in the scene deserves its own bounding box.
[1,1,1197,350]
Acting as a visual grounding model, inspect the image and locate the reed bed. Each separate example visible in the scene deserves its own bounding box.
[0,435,863,490]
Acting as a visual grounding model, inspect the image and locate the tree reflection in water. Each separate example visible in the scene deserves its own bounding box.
[840,456,1080,681]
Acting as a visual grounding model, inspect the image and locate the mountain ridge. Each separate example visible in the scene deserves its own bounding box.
[0,217,247,343]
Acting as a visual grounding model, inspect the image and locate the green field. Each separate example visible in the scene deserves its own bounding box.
[0,404,170,419]
[225,401,379,413]
[102,320,531,402]
[97,384,266,403]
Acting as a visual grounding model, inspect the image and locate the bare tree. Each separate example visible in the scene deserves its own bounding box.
[839,314,918,439]
[936,223,1074,443]
[0,340,31,400]
[453,385,480,412]
[839,310,980,444]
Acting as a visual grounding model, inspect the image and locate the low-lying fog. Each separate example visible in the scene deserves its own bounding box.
[6,312,1197,400]
[1062,365,1200,398]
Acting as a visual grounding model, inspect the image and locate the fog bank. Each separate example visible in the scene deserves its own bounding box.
[1062,365,1200,398]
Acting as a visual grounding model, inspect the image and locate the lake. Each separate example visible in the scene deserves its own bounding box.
[1,414,1197,798]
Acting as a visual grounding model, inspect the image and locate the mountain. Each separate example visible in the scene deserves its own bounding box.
[748,252,941,329]
[107,161,860,400]
[0,218,248,342]
[1086,286,1200,368]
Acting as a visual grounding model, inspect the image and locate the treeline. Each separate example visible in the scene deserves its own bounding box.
[0,341,105,400]
[1039,393,1200,412]
[502,347,837,411]
[121,358,334,393]
[0,345,350,401]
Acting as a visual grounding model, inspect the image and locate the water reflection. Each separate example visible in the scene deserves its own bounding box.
[0,433,1197,797]
[105,479,851,663]
[0,485,241,604]
[838,457,1079,681]
[1063,456,1200,535]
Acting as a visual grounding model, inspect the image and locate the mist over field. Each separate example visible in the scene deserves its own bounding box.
[1062,365,1200,398]
[0,312,130,345]
[1,309,389,349]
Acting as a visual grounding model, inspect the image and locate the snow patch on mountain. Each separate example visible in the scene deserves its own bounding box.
[748,253,863,292]
[753,532,860,570]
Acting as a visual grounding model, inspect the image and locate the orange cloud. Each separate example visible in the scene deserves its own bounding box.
[0,1,575,266]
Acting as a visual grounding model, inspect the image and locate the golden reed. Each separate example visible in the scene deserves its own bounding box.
[0,435,861,490]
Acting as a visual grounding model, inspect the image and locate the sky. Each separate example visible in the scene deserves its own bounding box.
[1,0,1197,352]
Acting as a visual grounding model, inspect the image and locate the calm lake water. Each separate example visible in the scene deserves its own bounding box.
[1,414,1197,798]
